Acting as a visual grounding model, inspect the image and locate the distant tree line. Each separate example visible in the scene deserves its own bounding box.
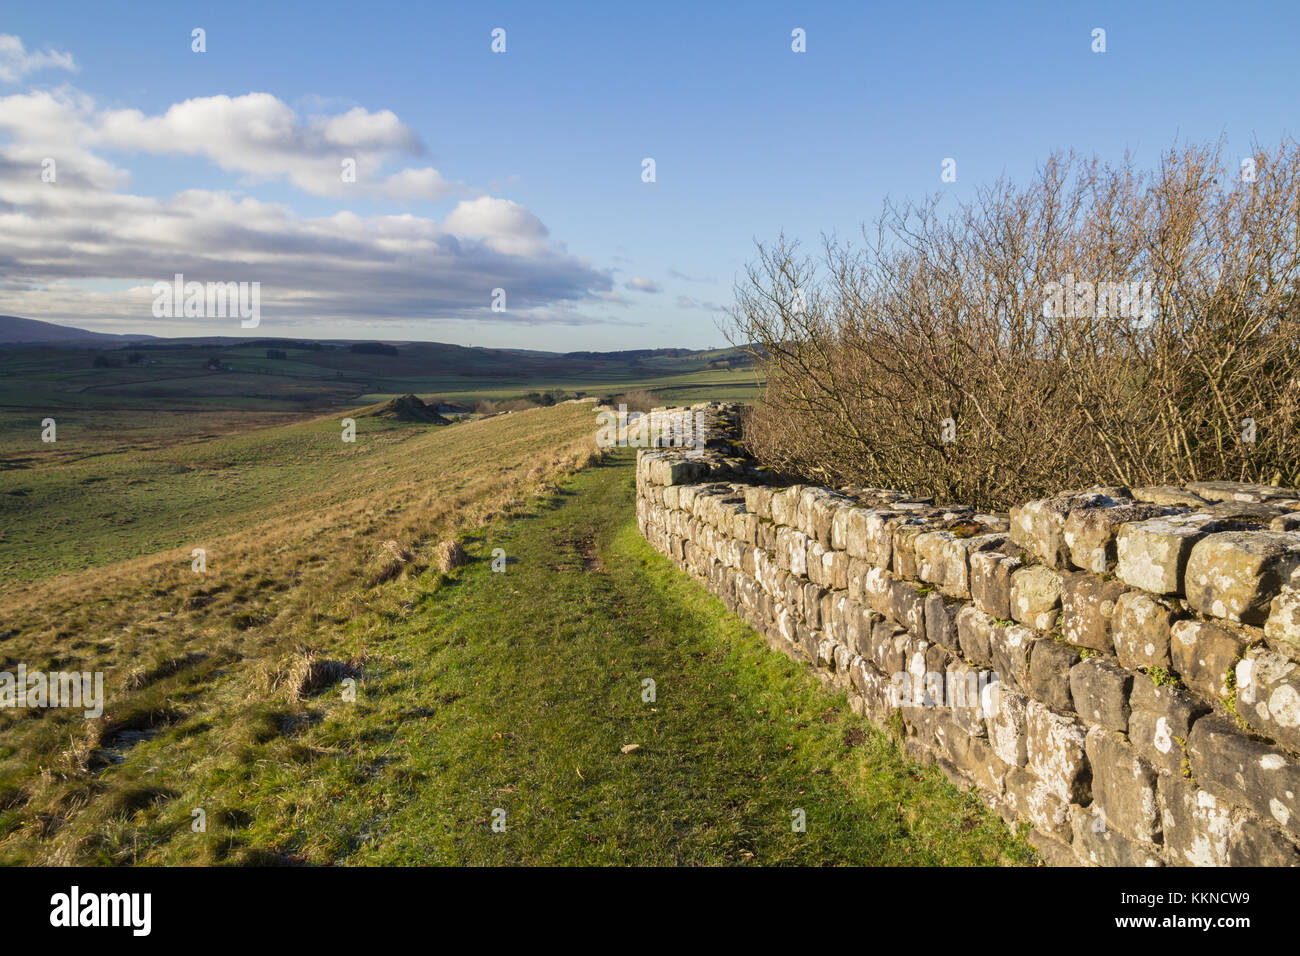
[350,343,399,356]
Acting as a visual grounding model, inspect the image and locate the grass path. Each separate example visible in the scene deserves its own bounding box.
[187,452,1036,866]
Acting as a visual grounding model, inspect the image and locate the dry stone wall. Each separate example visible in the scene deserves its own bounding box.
[633,402,1300,867]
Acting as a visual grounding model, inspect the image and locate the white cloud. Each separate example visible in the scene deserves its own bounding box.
[675,295,726,312]
[624,276,661,293]
[0,35,76,84]
[669,269,717,283]
[0,88,459,200]
[0,43,615,330]
[444,197,549,255]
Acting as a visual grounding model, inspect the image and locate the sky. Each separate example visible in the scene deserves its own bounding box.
[0,0,1296,350]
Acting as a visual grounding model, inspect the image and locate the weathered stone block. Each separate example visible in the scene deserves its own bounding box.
[890,579,927,638]
[1184,531,1300,625]
[924,592,959,652]
[843,599,869,657]
[1188,714,1300,841]
[1156,772,1297,866]
[1005,767,1073,843]
[990,622,1038,692]
[1027,639,1079,713]
[1235,648,1300,753]
[1071,805,1164,866]
[970,549,1021,620]
[801,582,826,629]
[1028,828,1083,866]
[1186,480,1299,504]
[743,485,774,520]
[1128,678,1207,777]
[1026,699,1091,803]
[1059,575,1122,654]
[831,505,850,551]
[806,538,828,587]
[1158,774,1234,866]
[1113,590,1180,670]
[864,566,894,618]
[769,485,802,528]
[946,660,989,738]
[1115,513,1224,595]
[965,734,1012,797]
[956,604,995,667]
[864,511,905,568]
[1171,619,1253,702]
[1132,485,1210,508]
[662,457,709,486]
[823,548,848,591]
[1265,572,1300,661]
[914,531,951,590]
[846,558,869,604]
[1271,513,1300,534]
[1225,814,1300,866]
[892,524,927,579]
[934,532,1006,600]
[1010,565,1063,629]
[1085,726,1161,845]
[1011,494,1114,568]
[1070,657,1133,732]
[987,683,1029,767]
[870,620,909,676]
[1065,502,1180,573]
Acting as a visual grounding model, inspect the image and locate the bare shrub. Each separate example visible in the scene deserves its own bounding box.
[612,389,659,412]
[727,139,1300,510]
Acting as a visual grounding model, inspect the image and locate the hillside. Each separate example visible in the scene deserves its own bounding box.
[0,315,157,346]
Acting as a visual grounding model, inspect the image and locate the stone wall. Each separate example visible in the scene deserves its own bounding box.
[633,402,1300,866]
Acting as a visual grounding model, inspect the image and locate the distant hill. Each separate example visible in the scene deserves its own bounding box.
[0,315,157,345]
[0,316,752,365]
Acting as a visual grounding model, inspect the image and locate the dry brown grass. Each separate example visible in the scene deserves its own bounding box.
[431,539,468,573]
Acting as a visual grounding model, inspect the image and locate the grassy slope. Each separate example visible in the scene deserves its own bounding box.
[0,403,603,863]
[9,452,1036,866]
[0,403,590,585]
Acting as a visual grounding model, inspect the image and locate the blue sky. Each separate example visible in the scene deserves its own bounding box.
[1,0,1296,349]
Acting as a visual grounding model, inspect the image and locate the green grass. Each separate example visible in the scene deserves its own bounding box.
[33,451,1037,866]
